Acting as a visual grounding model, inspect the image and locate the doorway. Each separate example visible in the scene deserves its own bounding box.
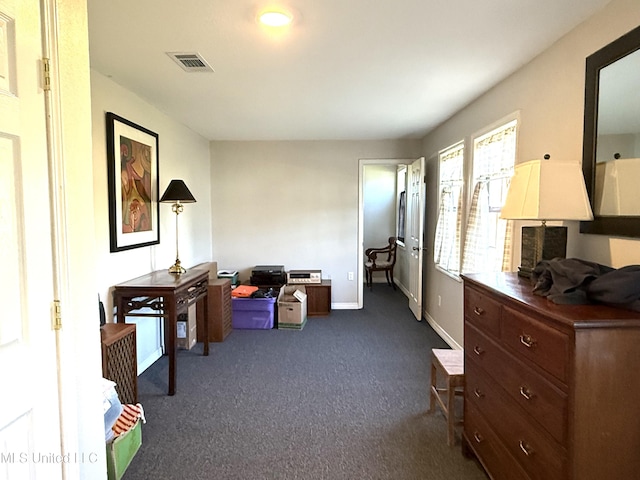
[358,158,424,315]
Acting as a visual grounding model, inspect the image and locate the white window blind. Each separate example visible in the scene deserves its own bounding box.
[434,143,464,275]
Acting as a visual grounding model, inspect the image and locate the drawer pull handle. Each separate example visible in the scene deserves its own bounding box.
[473,307,484,316]
[473,431,484,443]
[474,389,484,399]
[473,345,485,356]
[519,386,534,400]
[519,440,534,456]
[519,334,536,348]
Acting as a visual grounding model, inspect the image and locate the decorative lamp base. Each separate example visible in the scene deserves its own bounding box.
[168,260,186,275]
[518,225,567,278]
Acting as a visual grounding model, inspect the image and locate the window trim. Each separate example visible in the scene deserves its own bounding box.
[463,112,520,274]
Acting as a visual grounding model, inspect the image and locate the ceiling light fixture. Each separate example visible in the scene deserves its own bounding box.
[258,10,292,27]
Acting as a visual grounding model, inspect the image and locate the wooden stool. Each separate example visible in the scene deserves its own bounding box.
[428,348,464,446]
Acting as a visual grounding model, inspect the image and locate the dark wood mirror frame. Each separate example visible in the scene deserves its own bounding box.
[580,25,640,238]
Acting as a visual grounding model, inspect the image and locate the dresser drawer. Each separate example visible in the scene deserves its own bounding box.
[466,362,566,480]
[465,286,502,337]
[501,306,570,384]
[465,402,532,480]
[465,322,568,445]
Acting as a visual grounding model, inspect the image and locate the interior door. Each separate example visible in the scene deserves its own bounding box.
[0,0,62,477]
[407,157,425,320]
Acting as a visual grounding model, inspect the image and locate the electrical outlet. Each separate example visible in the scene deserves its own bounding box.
[438,295,442,307]
[348,272,354,281]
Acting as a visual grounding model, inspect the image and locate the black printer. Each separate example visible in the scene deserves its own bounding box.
[250,265,286,287]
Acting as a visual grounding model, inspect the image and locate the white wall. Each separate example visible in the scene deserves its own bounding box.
[209,141,421,307]
[422,0,640,348]
[91,71,213,370]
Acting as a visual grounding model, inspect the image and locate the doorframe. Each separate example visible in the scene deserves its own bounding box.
[357,158,414,309]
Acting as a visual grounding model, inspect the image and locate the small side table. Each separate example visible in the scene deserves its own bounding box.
[428,348,464,446]
[305,280,331,316]
[196,278,232,342]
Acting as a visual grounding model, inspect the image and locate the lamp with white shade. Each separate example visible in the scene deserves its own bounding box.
[500,155,593,277]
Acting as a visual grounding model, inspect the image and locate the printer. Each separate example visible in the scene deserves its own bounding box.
[250,265,286,287]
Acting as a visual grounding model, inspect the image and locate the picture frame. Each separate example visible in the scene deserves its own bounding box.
[106,112,160,252]
[397,190,406,243]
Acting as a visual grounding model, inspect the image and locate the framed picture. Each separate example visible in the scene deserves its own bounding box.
[106,112,160,252]
[397,190,406,243]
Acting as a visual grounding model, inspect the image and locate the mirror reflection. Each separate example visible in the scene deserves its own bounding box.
[594,48,640,216]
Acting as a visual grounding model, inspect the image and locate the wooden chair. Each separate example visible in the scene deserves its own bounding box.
[364,236,397,291]
[428,348,465,446]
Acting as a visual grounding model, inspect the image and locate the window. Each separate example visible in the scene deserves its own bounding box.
[434,142,464,275]
[461,119,517,274]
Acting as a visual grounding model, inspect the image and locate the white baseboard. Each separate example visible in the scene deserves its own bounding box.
[331,302,360,310]
[423,311,462,350]
[138,347,162,375]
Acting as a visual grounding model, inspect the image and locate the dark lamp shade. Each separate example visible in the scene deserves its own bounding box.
[160,179,196,203]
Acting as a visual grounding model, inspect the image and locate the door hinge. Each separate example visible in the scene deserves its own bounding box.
[42,58,51,92]
[53,300,62,330]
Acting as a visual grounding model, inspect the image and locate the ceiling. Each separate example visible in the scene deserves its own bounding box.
[86,0,612,141]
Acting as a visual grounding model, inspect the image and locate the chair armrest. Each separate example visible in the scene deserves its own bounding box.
[366,246,390,258]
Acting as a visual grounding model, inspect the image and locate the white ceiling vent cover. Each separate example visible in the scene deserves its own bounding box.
[167,52,214,72]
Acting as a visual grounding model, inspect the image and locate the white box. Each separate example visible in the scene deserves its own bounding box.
[277,286,307,330]
[177,304,197,349]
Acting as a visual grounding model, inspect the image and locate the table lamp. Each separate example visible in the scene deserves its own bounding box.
[160,179,196,274]
[500,155,593,277]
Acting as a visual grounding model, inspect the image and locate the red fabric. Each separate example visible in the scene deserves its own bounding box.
[231,285,258,298]
[112,403,144,437]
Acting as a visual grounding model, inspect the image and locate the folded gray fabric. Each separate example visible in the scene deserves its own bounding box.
[587,265,640,312]
[532,258,640,311]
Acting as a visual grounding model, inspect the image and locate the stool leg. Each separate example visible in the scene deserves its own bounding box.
[428,357,436,413]
[447,377,455,446]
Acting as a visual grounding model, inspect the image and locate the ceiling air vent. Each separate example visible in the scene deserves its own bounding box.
[166,52,214,72]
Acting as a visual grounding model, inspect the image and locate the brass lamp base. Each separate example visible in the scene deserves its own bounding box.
[168,259,186,275]
[518,225,567,278]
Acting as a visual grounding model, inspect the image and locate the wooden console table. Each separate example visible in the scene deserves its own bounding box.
[113,268,209,396]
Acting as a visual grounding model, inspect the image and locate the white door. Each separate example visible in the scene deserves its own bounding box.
[407,157,425,320]
[0,0,62,478]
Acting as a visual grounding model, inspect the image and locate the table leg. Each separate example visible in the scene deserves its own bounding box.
[165,295,177,396]
[115,294,125,323]
[201,294,209,356]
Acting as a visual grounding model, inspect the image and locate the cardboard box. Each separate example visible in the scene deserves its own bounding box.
[106,418,142,480]
[177,304,197,350]
[232,296,276,329]
[277,286,307,330]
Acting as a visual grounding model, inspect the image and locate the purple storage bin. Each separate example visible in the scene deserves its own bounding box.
[232,297,276,329]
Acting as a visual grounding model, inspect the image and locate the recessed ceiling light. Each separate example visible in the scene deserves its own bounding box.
[258,10,292,27]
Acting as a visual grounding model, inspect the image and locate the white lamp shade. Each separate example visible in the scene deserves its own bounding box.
[500,159,594,221]
[594,158,640,215]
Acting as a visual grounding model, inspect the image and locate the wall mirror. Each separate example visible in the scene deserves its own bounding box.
[581,25,640,237]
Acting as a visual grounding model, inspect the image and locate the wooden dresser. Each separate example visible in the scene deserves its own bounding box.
[462,272,640,480]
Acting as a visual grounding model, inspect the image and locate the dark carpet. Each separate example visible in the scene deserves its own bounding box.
[123,286,487,480]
